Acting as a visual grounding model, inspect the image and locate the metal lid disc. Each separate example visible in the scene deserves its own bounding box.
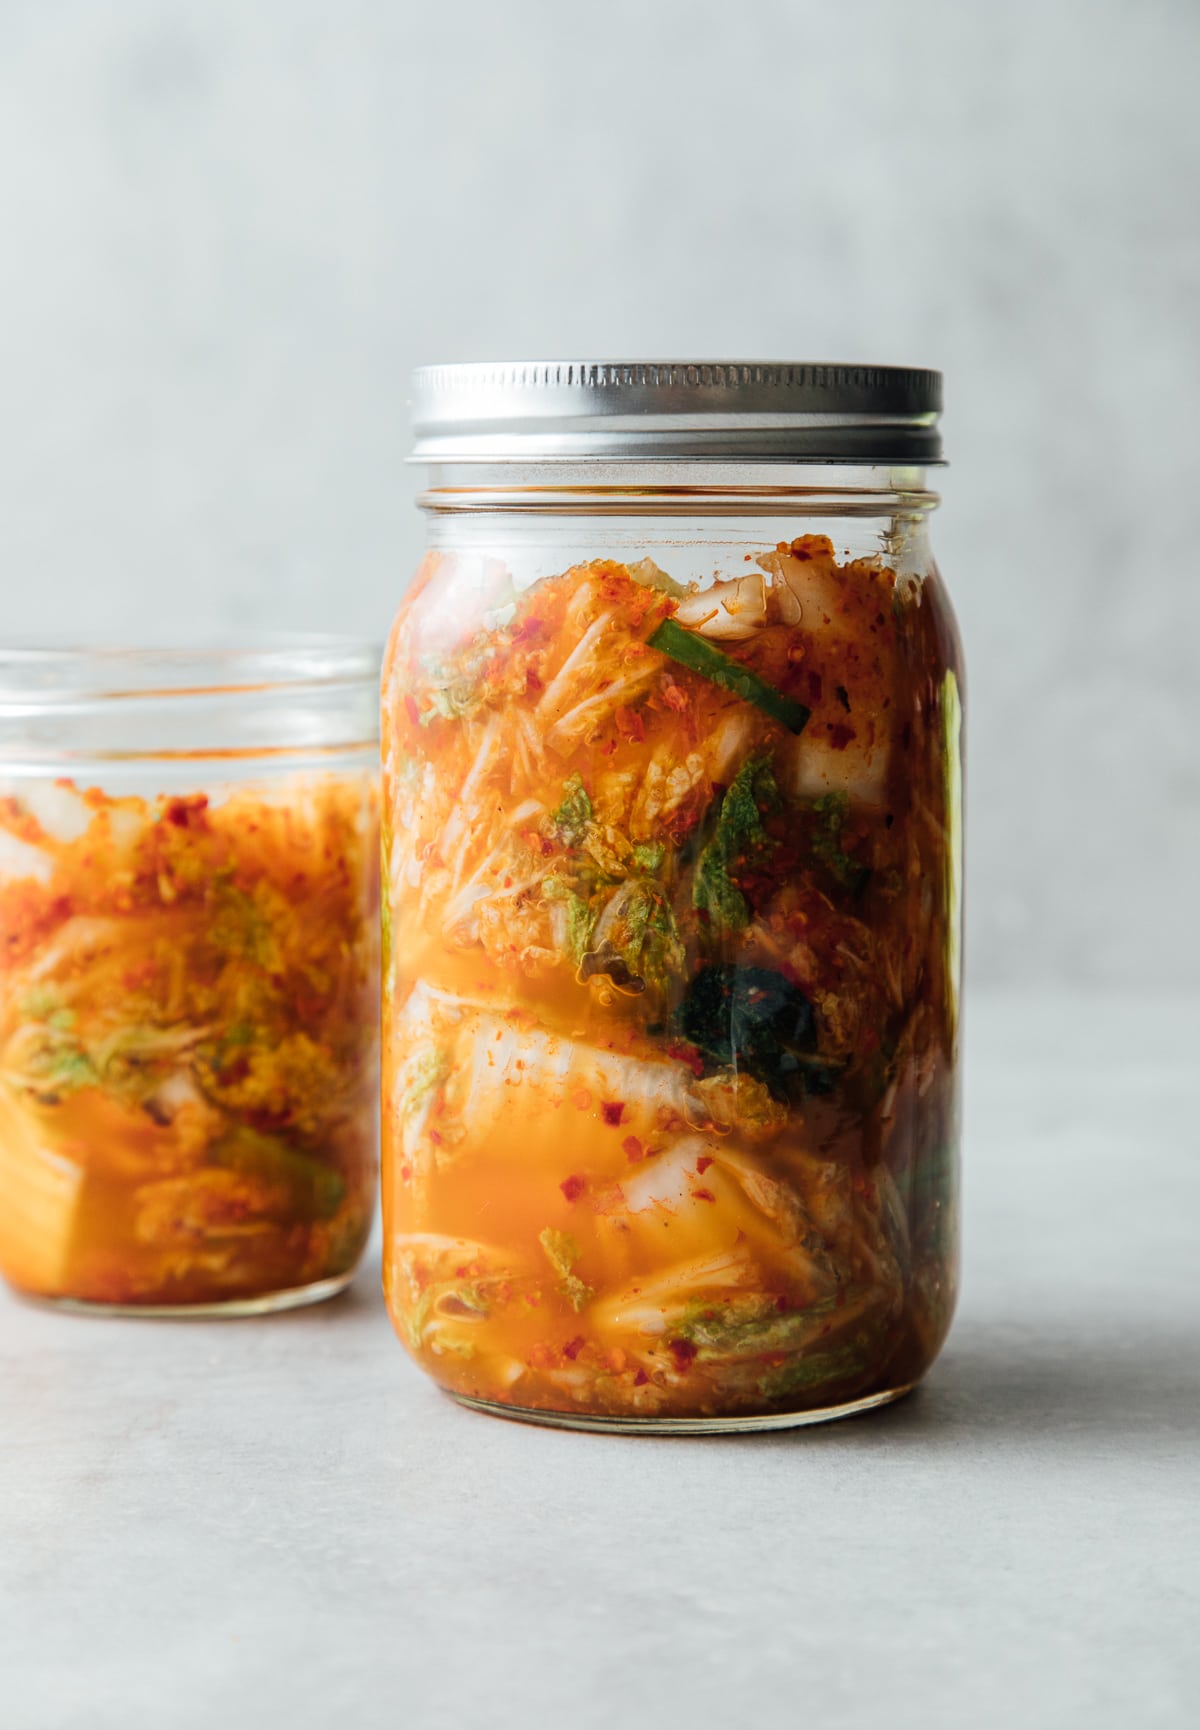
[411,360,943,464]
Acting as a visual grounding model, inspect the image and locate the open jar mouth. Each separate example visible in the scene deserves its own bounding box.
[0,636,381,768]
[0,636,380,701]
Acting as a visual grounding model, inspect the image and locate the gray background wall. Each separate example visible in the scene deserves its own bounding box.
[1,0,1196,988]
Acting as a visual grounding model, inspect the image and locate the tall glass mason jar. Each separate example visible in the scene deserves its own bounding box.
[0,642,380,1315]
[382,363,963,1432]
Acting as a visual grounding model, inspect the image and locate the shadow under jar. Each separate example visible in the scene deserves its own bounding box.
[383,362,964,1432]
[0,641,380,1315]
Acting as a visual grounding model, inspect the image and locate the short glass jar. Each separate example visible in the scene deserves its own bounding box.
[382,363,963,1431]
[0,641,380,1315]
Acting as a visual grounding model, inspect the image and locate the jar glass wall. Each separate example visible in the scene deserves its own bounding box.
[0,642,380,1315]
[383,367,963,1432]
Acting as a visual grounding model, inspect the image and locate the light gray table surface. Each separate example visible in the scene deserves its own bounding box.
[2,990,1196,1730]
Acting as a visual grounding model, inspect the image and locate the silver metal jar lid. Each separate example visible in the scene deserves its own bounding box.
[410,361,943,464]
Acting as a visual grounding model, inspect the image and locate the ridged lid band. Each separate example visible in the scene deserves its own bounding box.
[410,361,943,464]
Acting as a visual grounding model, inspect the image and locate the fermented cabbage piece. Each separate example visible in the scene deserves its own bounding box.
[0,1083,83,1293]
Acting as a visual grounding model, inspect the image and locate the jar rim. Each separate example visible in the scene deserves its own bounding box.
[0,635,381,704]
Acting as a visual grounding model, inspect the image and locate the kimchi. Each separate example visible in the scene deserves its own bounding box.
[0,775,379,1309]
[381,537,962,1422]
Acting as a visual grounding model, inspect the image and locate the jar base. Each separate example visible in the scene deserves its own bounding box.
[26,1269,357,1320]
[449,1381,916,1435]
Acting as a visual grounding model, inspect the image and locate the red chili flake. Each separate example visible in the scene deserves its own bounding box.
[775,1294,791,1312]
[524,666,544,695]
[622,1135,645,1163]
[665,1040,705,1078]
[428,1128,443,1145]
[633,1369,650,1387]
[660,681,690,713]
[404,695,421,728]
[827,723,856,751]
[668,1338,698,1371]
[164,795,207,828]
[691,1187,716,1203]
[600,1101,625,1127]
[807,671,824,704]
[599,571,634,604]
[695,1155,713,1174]
[835,684,851,712]
[563,1336,585,1361]
[400,1164,412,1183]
[510,617,546,646]
[615,705,646,742]
[560,1174,586,1203]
